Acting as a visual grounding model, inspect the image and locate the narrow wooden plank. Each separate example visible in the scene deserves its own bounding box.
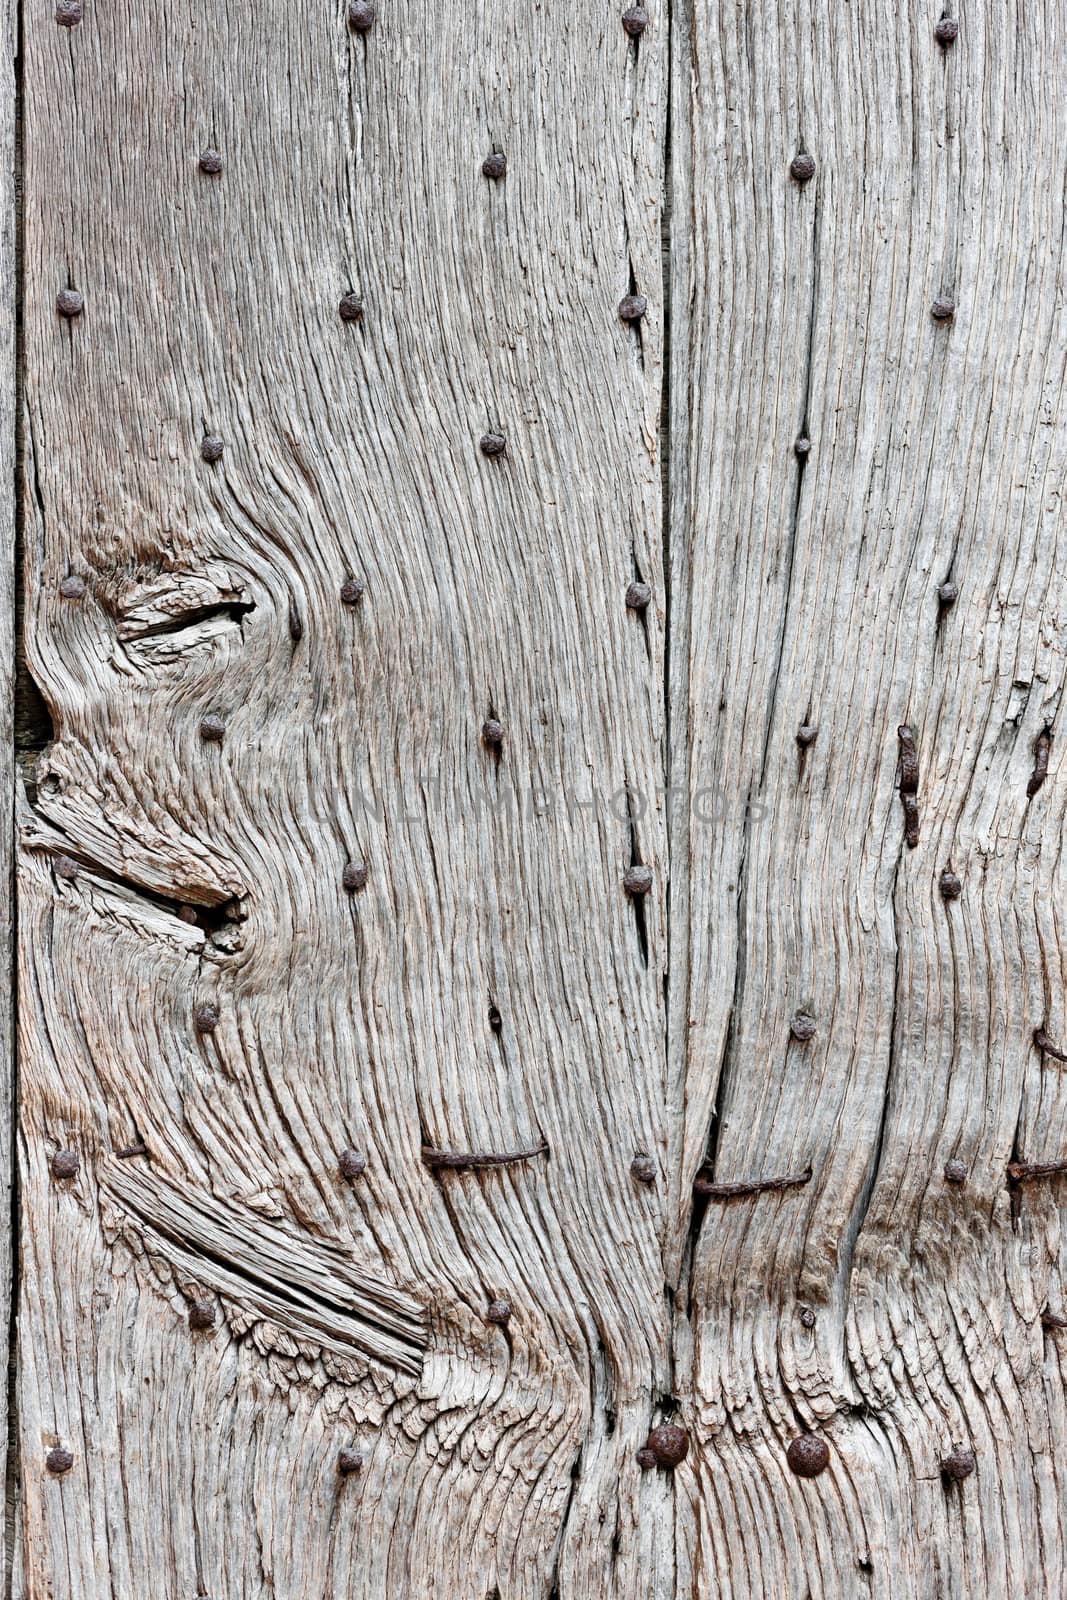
[673,3,1067,1594]
[0,0,14,1580]
[17,1,668,1595]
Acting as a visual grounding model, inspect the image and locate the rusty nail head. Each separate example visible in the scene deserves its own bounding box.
[646,1425,688,1469]
[790,1011,817,1043]
[482,717,505,747]
[194,1002,220,1034]
[621,5,648,36]
[337,1447,364,1474]
[618,293,648,323]
[342,860,369,892]
[631,1154,656,1185]
[624,864,653,896]
[941,1449,975,1481]
[57,288,84,318]
[199,713,226,743]
[338,292,364,323]
[934,16,959,45]
[931,296,955,321]
[796,724,818,747]
[59,574,87,599]
[55,0,82,22]
[938,581,959,607]
[790,153,816,184]
[486,1299,512,1325]
[939,871,962,900]
[794,435,811,457]
[479,432,506,457]
[482,152,507,180]
[51,1149,79,1180]
[339,1147,367,1179]
[800,1308,816,1328]
[178,905,199,925]
[199,148,223,175]
[636,1446,657,1469]
[626,581,652,611]
[201,435,224,463]
[188,1299,215,1331]
[340,576,365,606]
[54,854,79,882]
[46,1447,74,1475]
[943,1159,968,1184]
[347,0,375,30]
[786,1434,829,1478]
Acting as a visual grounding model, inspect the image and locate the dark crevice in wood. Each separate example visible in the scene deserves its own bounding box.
[624,786,649,968]
[118,597,255,644]
[546,1450,582,1600]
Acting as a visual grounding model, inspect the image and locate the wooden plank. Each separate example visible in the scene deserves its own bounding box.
[0,0,13,1580]
[672,3,1067,1594]
[17,1,669,1595]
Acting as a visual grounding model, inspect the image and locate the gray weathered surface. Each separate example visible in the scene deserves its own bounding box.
[15,0,1067,1596]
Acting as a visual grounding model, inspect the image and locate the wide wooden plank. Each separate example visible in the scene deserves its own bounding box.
[17,1,668,1594]
[672,3,1067,1595]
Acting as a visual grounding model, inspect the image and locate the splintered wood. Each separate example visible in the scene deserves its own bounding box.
[14,0,1067,1596]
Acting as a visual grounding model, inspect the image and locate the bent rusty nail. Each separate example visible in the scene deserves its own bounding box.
[421,1139,549,1171]
[693,1165,812,1200]
[1034,1027,1067,1063]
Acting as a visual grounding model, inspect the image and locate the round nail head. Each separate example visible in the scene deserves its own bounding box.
[482,152,507,180]
[931,296,955,321]
[938,581,959,607]
[340,576,365,607]
[626,581,652,611]
[482,718,505,748]
[342,860,369,892]
[790,153,816,185]
[488,1005,503,1032]
[188,1299,215,1331]
[199,148,223,175]
[56,288,84,319]
[796,724,818,747]
[199,714,225,743]
[55,0,82,23]
[486,1299,512,1326]
[939,871,962,900]
[794,435,812,458]
[339,1147,367,1179]
[201,435,224,463]
[337,1447,364,1475]
[618,293,648,324]
[348,0,375,30]
[194,1003,219,1035]
[480,432,506,457]
[46,1447,74,1475]
[338,292,364,323]
[934,16,959,45]
[941,1449,976,1482]
[646,1425,689,1469]
[631,1154,656,1185]
[59,574,87,599]
[943,1159,968,1185]
[786,1434,829,1478]
[624,864,653,897]
[790,1011,817,1043]
[178,905,199,925]
[621,5,648,36]
[800,1308,816,1328]
[51,1149,79,1180]
[636,1446,657,1469]
[54,854,79,882]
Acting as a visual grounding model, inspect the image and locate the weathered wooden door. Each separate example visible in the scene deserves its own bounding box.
[12,0,1067,1594]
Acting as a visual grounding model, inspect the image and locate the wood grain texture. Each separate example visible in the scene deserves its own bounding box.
[16,0,670,1596]
[671,3,1067,1595]
[16,0,1067,1595]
